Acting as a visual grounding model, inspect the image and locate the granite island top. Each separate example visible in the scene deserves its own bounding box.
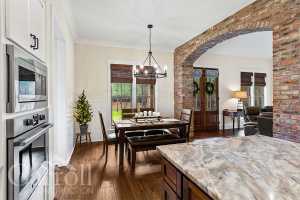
[157,135,300,200]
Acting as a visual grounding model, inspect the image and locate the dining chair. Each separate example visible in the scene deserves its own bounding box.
[168,109,193,139]
[98,112,118,160]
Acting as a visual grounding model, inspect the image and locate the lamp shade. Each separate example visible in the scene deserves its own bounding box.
[232,91,248,99]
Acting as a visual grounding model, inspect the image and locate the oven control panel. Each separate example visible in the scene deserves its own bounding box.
[24,114,46,127]
[6,110,49,138]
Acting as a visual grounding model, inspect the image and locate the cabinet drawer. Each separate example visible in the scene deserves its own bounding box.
[161,180,179,200]
[162,158,182,198]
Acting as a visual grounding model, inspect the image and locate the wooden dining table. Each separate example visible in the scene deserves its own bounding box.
[113,118,190,171]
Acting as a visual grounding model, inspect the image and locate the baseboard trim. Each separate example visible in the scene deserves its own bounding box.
[53,144,76,167]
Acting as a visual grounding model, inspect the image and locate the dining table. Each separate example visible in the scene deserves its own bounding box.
[113,118,190,171]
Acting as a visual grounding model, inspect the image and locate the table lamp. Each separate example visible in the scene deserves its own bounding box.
[232,91,248,111]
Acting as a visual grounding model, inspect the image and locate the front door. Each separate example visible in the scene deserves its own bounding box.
[193,68,219,131]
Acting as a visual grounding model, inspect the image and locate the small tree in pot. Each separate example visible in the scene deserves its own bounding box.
[73,90,93,135]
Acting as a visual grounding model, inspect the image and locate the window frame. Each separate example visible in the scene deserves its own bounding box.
[109,63,156,123]
[241,71,267,108]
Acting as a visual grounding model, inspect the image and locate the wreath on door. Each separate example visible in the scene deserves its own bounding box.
[193,81,199,96]
[205,82,214,95]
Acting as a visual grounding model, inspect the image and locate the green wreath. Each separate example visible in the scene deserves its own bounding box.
[206,82,214,95]
[193,81,199,96]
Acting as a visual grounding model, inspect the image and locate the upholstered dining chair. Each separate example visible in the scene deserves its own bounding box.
[98,112,118,160]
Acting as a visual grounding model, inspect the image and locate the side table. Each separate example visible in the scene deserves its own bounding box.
[222,109,243,134]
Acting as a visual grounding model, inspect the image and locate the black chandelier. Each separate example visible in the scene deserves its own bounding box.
[134,24,167,79]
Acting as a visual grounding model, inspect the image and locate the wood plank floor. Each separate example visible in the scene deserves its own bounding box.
[55,129,243,200]
[55,143,163,200]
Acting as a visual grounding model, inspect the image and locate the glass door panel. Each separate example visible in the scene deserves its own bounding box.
[205,70,218,112]
[193,69,202,111]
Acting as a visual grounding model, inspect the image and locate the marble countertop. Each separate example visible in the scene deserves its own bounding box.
[157,135,300,200]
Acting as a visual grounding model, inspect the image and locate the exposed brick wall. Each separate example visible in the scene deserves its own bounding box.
[174,0,300,142]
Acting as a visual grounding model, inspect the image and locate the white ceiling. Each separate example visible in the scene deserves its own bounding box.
[68,0,256,51]
[206,31,273,59]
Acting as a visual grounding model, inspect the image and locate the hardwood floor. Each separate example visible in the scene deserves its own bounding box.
[55,143,162,200]
[55,129,243,200]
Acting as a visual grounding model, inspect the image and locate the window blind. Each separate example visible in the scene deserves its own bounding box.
[254,73,266,86]
[111,64,133,83]
[241,72,253,86]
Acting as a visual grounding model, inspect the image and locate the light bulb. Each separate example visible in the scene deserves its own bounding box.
[140,65,144,70]
[145,70,148,75]
[164,65,168,73]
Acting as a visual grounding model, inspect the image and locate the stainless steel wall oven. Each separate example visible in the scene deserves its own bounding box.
[6,44,47,113]
[7,110,52,200]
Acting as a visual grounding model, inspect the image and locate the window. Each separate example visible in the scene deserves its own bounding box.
[136,84,155,110]
[241,72,253,107]
[241,86,251,107]
[254,86,264,107]
[111,64,156,122]
[241,72,266,108]
[111,83,132,121]
[254,73,266,108]
[111,64,133,121]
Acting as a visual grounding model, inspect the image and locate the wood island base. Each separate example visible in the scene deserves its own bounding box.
[161,158,213,200]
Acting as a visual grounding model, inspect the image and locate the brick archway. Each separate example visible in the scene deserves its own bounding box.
[174,0,300,141]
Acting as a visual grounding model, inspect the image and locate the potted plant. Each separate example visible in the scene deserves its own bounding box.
[73,90,93,135]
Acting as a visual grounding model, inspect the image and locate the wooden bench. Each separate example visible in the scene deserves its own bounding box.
[126,130,186,170]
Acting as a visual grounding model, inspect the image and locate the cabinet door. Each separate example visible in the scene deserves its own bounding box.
[5,0,31,49]
[182,177,211,200]
[29,0,46,61]
[161,181,179,200]
[29,174,49,200]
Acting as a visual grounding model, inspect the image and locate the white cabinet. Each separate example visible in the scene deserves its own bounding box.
[5,0,31,49]
[29,173,49,200]
[29,0,46,60]
[5,0,46,62]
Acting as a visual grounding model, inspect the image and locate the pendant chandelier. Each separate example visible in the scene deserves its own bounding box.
[134,24,167,79]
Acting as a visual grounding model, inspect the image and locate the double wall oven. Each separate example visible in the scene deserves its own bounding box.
[6,44,47,113]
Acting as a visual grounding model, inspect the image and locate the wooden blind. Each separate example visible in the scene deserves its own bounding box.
[111,64,133,83]
[136,66,156,85]
[241,72,253,86]
[254,73,266,86]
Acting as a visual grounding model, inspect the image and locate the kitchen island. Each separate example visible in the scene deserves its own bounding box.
[157,135,300,200]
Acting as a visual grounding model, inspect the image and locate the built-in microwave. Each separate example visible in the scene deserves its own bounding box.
[6,44,48,113]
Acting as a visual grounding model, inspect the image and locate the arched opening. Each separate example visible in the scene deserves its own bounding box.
[192,31,273,136]
[174,0,300,141]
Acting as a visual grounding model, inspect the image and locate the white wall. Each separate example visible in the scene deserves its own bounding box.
[194,53,273,129]
[75,43,174,141]
[74,43,273,138]
[51,19,75,167]
[47,0,75,199]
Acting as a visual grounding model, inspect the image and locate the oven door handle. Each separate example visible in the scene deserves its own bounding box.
[15,123,53,146]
